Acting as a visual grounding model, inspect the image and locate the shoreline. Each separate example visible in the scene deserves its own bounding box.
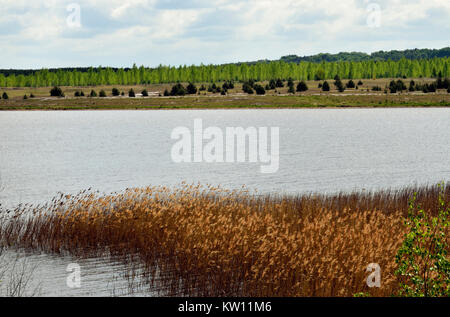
[2,105,449,111]
[1,99,449,111]
[1,80,449,110]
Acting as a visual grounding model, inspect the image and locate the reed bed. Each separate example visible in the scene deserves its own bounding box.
[0,183,448,297]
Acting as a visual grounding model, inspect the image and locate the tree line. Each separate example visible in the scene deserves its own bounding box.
[280,47,450,63]
[0,58,449,88]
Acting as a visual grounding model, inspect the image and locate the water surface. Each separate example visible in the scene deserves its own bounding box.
[1,109,449,296]
[1,109,449,208]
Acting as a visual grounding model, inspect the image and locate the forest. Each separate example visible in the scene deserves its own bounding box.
[0,57,449,88]
[279,47,450,63]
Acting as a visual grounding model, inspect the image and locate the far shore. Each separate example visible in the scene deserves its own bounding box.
[1,78,449,110]
[1,94,449,111]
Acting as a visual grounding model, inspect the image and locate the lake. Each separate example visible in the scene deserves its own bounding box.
[0,108,449,296]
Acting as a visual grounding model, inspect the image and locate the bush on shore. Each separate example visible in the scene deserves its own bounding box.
[296,81,308,92]
[50,86,64,97]
[112,88,120,96]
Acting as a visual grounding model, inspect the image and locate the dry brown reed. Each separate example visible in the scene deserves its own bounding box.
[0,183,448,297]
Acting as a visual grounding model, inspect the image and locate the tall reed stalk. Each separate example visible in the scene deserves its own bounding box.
[0,183,448,297]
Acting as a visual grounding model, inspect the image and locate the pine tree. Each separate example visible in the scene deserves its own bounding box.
[296,81,308,92]
[254,84,266,95]
[50,86,64,97]
[346,80,356,88]
[186,83,197,95]
[112,88,120,96]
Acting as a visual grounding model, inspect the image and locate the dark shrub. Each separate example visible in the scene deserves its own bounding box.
[427,83,437,93]
[346,80,356,89]
[242,82,254,94]
[443,78,450,89]
[163,89,170,96]
[268,79,276,90]
[334,78,344,92]
[1,92,8,99]
[141,89,149,97]
[276,78,284,88]
[90,90,97,97]
[129,89,136,97]
[287,78,294,88]
[74,91,81,97]
[50,86,64,97]
[170,83,186,96]
[335,80,345,92]
[99,90,107,97]
[254,84,266,95]
[322,81,330,92]
[112,88,120,96]
[389,80,398,93]
[23,94,28,100]
[296,81,308,92]
[186,83,197,95]
[396,79,407,91]
[358,80,363,86]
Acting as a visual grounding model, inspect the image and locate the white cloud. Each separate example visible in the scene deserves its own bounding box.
[0,0,448,68]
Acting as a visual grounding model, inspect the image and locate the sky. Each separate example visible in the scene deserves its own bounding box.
[0,0,449,69]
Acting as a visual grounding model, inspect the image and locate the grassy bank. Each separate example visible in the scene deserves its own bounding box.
[1,78,449,110]
[1,184,448,297]
[0,94,449,111]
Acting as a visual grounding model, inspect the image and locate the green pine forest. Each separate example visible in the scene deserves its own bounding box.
[1,51,450,88]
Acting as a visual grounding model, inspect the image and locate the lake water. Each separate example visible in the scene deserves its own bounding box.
[1,109,450,208]
[1,108,450,296]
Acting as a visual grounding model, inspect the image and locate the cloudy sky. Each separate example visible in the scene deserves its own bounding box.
[1,0,449,69]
